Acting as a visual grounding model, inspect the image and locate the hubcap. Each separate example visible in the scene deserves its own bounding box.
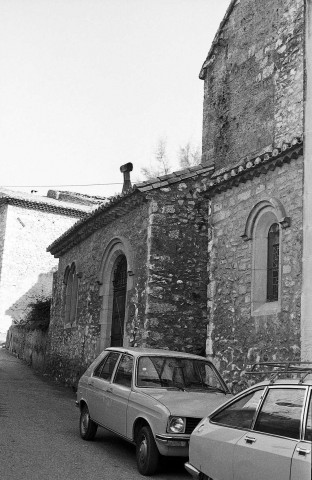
[81,411,89,434]
[139,436,147,464]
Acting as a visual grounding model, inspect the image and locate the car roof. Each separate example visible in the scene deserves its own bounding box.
[105,346,210,360]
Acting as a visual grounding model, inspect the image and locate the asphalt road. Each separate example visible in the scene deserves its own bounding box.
[0,347,189,480]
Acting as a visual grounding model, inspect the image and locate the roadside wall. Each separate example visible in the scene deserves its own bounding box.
[6,325,48,372]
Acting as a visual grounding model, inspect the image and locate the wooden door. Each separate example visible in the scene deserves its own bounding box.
[111,256,127,347]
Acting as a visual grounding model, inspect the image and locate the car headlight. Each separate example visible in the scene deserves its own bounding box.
[167,416,186,433]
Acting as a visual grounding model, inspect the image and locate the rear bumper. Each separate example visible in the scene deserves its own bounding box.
[184,462,201,479]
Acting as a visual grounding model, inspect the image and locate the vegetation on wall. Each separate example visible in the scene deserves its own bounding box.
[23,298,52,331]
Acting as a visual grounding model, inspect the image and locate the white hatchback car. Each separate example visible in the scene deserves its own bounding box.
[76,346,231,475]
[185,362,312,480]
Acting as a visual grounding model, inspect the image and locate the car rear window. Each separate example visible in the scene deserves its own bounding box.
[254,388,306,440]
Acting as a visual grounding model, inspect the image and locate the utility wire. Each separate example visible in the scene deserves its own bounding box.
[1,182,123,188]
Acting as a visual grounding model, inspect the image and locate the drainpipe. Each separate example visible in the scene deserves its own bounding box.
[301,1,312,360]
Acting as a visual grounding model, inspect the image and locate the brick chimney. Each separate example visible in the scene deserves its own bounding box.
[120,163,133,193]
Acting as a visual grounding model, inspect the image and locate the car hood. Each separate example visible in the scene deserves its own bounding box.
[143,389,232,417]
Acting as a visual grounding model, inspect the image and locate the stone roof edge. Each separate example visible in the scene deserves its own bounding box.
[204,137,303,197]
[47,188,146,256]
[134,164,214,191]
[199,0,239,80]
[0,196,88,218]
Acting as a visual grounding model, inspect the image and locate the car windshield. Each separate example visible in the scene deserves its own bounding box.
[137,356,226,392]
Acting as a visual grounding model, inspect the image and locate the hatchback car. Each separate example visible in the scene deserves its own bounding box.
[76,346,231,475]
[185,362,312,480]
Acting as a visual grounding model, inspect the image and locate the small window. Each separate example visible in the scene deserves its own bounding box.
[267,223,279,301]
[254,388,305,439]
[304,394,312,441]
[94,352,120,381]
[211,388,265,429]
[113,354,133,388]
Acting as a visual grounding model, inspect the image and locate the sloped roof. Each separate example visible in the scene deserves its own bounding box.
[204,137,303,197]
[199,0,239,80]
[0,188,94,218]
[135,163,213,191]
[47,163,214,257]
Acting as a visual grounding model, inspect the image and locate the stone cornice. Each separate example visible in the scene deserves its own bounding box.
[203,138,303,198]
[47,190,147,258]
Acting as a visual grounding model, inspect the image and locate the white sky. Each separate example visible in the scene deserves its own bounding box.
[0,0,230,198]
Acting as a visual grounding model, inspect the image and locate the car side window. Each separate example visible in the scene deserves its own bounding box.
[93,352,120,381]
[113,355,133,388]
[304,393,312,441]
[254,388,306,440]
[211,388,265,429]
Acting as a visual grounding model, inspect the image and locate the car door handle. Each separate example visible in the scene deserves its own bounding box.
[245,436,256,444]
[296,447,311,456]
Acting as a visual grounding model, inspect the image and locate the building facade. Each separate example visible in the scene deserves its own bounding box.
[200,0,310,390]
[46,166,212,385]
[0,189,101,344]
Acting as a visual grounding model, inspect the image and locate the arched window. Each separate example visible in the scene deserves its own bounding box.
[242,199,289,316]
[64,263,79,326]
[267,223,279,302]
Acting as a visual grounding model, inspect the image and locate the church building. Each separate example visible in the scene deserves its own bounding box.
[200,0,311,389]
[45,0,312,390]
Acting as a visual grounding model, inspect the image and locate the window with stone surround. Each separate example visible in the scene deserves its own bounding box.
[267,223,279,302]
[64,262,79,326]
[242,198,290,316]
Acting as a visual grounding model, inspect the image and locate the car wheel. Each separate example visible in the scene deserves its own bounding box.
[136,425,160,476]
[80,404,98,440]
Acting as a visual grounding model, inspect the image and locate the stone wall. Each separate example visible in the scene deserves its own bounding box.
[201,0,304,169]
[6,325,48,372]
[0,205,79,342]
[207,155,303,391]
[143,180,209,354]
[46,201,150,386]
[46,174,211,387]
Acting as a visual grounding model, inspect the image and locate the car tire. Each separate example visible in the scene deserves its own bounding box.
[80,404,98,440]
[136,425,160,476]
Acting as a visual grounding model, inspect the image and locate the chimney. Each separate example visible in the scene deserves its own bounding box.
[120,163,133,193]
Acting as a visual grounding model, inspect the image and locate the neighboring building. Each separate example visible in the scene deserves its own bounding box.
[46,164,212,385]
[199,0,311,389]
[0,188,103,344]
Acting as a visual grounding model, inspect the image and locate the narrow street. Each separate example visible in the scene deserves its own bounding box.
[0,347,189,480]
